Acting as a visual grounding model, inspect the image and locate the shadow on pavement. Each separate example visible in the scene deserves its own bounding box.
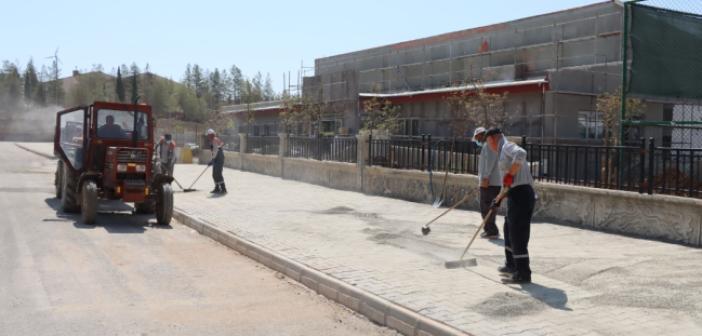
[519,282,572,311]
[44,197,172,233]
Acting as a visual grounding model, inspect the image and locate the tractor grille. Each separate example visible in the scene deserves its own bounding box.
[117,149,148,163]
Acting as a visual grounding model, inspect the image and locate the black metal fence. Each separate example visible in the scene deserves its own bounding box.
[368,134,701,199]
[246,136,279,155]
[524,138,701,198]
[369,135,481,174]
[287,136,357,163]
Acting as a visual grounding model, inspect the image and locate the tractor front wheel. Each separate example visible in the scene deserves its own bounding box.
[81,181,98,225]
[155,183,173,226]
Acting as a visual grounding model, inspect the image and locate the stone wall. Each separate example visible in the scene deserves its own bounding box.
[198,133,702,247]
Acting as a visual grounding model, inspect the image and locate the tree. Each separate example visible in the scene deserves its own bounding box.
[130,63,140,103]
[191,64,206,98]
[177,85,208,122]
[209,68,224,109]
[47,57,64,106]
[0,61,22,111]
[279,93,301,133]
[23,59,38,103]
[66,65,115,106]
[361,95,401,135]
[251,72,263,102]
[263,73,275,101]
[228,65,243,103]
[446,80,508,137]
[596,88,645,147]
[115,67,125,102]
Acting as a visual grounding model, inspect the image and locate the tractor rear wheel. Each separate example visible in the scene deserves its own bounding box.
[54,160,63,199]
[155,183,173,226]
[81,181,98,225]
[60,161,80,213]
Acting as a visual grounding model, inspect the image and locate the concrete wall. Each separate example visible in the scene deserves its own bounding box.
[283,158,358,192]
[198,135,702,247]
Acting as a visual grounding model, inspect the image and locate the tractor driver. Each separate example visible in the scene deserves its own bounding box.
[98,115,126,139]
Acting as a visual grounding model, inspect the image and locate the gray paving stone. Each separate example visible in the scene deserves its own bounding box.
[173,164,702,336]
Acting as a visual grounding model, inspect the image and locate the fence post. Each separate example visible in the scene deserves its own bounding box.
[279,133,288,178]
[639,138,645,194]
[239,132,247,170]
[689,149,695,197]
[279,133,289,157]
[356,131,371,192]
[647,137,655,195]
[427,135,433,172]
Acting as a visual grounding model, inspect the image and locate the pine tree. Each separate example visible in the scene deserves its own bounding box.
[23,59,38,103]
[191,64,205,98]
[130,63,140,103]
[209,68,223,109]
[116,67,125,102]
[263,73,275,101]
[229,65,243,103]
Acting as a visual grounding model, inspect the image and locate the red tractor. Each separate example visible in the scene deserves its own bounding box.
[53,101,173,225]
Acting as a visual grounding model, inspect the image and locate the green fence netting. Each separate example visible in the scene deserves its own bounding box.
[628,3,702,100]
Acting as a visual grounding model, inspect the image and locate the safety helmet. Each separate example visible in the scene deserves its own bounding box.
[206,128,216,135]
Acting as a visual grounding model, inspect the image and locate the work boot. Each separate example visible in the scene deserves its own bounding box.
[220,184,227,194]
[480,231,499,240]
[498,265,516,276]
[210,186,220,193]
[501,273,531,284]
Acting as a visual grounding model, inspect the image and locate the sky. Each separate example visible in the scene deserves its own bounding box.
[2,0,603,92]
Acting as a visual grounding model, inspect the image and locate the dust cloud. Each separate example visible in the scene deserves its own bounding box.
[0,104,62,141]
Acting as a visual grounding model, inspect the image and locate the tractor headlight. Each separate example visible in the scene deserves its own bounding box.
[135,164,146,173]
[117,163,127,172]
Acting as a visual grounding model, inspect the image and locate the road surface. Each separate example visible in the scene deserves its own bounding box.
[0,142,397,336]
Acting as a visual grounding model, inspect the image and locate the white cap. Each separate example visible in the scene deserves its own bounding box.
[206,128,216,135]
[472,127,487,140]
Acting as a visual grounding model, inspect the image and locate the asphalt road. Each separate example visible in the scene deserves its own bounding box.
[0,142,396,336]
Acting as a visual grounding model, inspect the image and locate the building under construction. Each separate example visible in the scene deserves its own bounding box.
[224,0,701,146]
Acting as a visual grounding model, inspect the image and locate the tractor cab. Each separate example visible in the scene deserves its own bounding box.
[53,101,173,225]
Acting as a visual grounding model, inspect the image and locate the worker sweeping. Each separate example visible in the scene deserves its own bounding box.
[473,127,501,240]
[485,128,535,284]
[156,133,177,177]
[206,129,227,194]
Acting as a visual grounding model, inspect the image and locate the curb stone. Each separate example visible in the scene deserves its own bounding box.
[173,208,473,336]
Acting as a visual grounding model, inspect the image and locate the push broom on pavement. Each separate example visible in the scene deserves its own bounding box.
[444,188,509,269]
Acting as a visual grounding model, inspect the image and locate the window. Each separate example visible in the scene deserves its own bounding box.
[399,119,420,136]
[58,109,85,170]
[578,111,603,139]
[96,109,149,140]
[321,120,340,135]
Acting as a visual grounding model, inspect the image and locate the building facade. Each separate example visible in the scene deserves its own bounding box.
[223,1,677,144]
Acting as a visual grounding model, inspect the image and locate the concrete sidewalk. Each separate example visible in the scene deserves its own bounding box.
[172,162,702,336]
[17,143,702,336]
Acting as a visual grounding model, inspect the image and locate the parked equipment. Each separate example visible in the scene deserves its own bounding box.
[444,188,509,269]
[53,101,174,225]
